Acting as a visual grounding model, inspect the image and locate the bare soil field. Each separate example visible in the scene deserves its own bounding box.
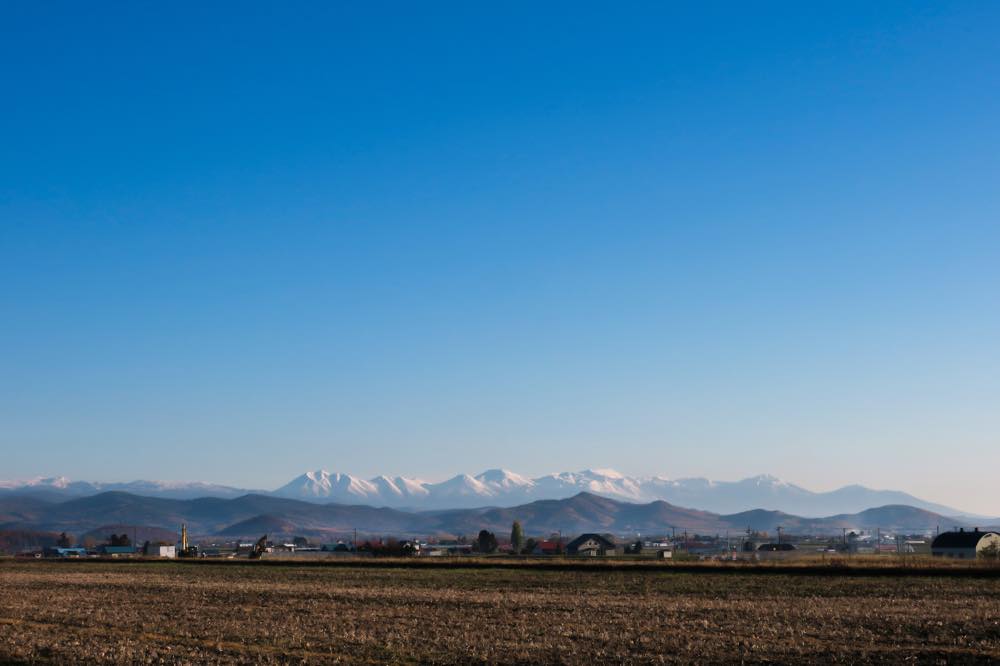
[1,560,998,664]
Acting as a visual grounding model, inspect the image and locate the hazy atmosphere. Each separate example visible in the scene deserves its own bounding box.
[2,3,999,515]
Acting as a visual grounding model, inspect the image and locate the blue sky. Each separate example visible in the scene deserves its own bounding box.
[2,3,999,513]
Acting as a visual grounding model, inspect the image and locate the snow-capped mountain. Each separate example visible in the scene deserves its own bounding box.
[474,468,534,492]
[267,468,972,517]
[273,471,380,503]
[425,474,495,500]
[1,469,981,518]
[0,476,74,490]
[272,470,435,505]
[533,469,645,502]
[641,474,816,514]
[0,477,255,500]
[368,475,431,502]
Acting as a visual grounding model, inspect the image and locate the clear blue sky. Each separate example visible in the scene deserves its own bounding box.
[2,3,998,513]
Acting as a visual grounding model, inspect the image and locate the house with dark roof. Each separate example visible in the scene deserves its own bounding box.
[930,528,1000,559]
[566,533,619,557]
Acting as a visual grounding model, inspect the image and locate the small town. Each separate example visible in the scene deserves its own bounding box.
[23,523,1000,563]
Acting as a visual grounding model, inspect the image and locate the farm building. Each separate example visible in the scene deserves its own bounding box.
[566,533,619,557]
[931,529,1000,559]
[98,545,136,556]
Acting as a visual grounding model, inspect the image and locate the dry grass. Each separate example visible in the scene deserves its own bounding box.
[253,553,1000,570]
[1,560,998,664]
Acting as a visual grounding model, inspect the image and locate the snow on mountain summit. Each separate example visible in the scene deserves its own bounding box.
[269,468,959,516]
[428,474,495,498]
[273,470,379,502]
[2,468,971,517]
[0,476,73,490]
[743,474,788,487]
[475,469,534,489]
[585,468,625,479]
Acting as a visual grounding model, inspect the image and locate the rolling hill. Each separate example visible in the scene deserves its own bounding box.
[0,491,985,540]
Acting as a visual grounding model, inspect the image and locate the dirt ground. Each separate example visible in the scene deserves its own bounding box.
[1,560,998,664]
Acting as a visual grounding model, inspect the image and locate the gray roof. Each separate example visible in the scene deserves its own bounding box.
[566,533,617,550]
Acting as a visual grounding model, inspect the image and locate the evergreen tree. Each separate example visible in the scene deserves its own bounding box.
[477,530,498,553]
[510,521,524,554]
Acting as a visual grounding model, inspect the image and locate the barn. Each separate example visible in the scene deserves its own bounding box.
[930,528,1000,559]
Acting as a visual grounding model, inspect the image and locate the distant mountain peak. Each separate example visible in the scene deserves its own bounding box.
[1,468,979,518]
[0,475,72,489]
[583,468,625,479]
[743,474,787,486]
[475,468,534,488]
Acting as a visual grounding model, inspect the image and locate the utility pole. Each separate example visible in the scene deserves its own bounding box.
[776,526,782,545]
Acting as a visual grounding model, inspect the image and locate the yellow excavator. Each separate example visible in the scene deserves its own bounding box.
[249,535,268,560]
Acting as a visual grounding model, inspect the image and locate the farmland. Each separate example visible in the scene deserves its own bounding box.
[1,560,998,664]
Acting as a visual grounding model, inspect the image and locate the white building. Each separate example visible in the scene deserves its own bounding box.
[145,544,176,558]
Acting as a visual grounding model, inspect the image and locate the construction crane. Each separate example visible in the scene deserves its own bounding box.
[249,535,268,560]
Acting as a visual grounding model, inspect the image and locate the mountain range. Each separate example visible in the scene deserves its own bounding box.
[1,468,981,518]
[0,491,988,540]
[0,477,255,501]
